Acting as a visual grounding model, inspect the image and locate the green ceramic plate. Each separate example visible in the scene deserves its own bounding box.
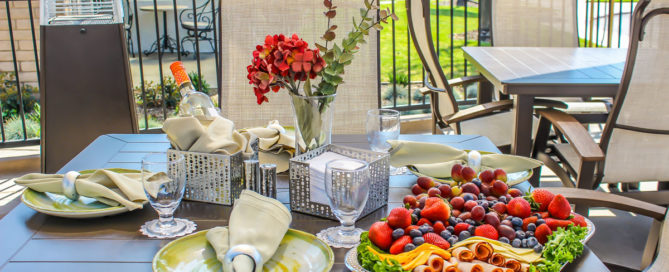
[153,229,334,272]
[21,168,147,218]
[406,150,533,186]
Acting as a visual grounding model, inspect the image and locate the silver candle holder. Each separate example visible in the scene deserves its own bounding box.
[243,160,277,198]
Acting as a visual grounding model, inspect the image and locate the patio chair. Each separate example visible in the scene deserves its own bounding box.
[123,0,134,58]
[179,0,217,56]
[407,0,568,150]
[531,0,669,205]
[491,0,610,118]
[217,0,378,133]
[545,187,668,271]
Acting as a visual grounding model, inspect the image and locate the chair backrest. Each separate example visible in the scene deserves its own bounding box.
[491,0,578,47]
[180,0,216,29]
[599,0,669,183]
[218,0,379,133]
[406,0,458,118]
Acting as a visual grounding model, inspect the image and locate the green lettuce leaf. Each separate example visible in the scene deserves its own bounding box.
[357,232,407,272]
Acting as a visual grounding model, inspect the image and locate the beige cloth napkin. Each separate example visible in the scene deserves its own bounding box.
[206,190,292,271]
[163,117,296,172]
[388,140,542,177]
[15,169,148,210]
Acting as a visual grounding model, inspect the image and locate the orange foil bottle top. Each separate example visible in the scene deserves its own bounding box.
[169,61,191,85]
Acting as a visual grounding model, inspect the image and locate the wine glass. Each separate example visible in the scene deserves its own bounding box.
[139,153,196,238]
[366,109,404,174]
[317,159,370,248]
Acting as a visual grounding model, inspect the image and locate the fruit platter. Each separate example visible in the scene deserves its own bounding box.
[347,165,594,272]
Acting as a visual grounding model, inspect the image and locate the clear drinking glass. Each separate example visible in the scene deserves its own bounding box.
[366,109,405,174]
[139,153,196,238]
[317,159,370,248]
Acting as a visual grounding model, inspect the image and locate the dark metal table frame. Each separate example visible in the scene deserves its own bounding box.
[0,134,609,271]
[141,5,185,56]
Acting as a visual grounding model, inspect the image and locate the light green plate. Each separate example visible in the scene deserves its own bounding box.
[153,229,334,272]
[406,150,533,186]
[21,168,147,218]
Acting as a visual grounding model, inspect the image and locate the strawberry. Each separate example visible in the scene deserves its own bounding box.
[405,225,419,234]
[536,211,550,219]
[453,223,470,235]
[389,235,412,254]
[522,216,538,231]
[433,221,447,234]
[570,213,587,227]
[423,233,451,250]
[525,189,555,212]
[506,198,531,218]
[369,222,393,250]
[417,218,433,227]
[420,197,451,223]
[545,218,574,231]
[535,224,552,244]
[387,207,412,229]
[547,194,572,220]
[474,224,499,240]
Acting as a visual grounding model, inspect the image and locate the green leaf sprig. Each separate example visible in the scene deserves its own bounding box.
[357,232,407,272]
[530,226,588,272]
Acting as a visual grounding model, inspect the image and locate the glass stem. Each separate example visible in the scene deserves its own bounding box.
[158,213,176,228]
[339,220,356,236]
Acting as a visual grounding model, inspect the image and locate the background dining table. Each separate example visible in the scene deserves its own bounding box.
[463,47,627,157]
[0,134,609,271]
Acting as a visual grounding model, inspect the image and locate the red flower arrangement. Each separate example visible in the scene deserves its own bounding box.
[247,34,326,104]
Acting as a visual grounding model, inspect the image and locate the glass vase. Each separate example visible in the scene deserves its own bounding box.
[289,92,336,155]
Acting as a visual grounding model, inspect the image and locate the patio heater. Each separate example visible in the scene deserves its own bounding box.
[39,0,138,173]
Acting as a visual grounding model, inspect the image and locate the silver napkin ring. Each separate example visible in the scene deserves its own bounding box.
[62,171,81,201]
[222,244,263,272]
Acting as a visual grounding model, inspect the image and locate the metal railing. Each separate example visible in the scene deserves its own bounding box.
[379,0,638,113]
[0,0,640,147]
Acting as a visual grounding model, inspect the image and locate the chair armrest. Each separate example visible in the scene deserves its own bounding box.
[419,75,483,95]
[545,188,667,220]
[534,98,568,109]
[446,100,513,124]
[536,109,605,162]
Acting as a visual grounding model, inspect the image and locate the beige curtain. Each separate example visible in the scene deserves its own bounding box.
[492,0,578,47]
[602,0,669,183]
[219,0,379,133]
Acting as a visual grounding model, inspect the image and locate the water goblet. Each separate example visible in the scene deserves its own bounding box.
[139,153,196,238]
[366,109,404,174]
[317,159,370,248]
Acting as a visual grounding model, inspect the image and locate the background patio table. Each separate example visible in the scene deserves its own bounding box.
[0,134,608,271]
[463,47,627,156]
[139,4,188,55]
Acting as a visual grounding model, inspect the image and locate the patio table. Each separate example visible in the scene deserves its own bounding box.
[0,134,609,271]
[463,47,627,156]
[140,4,188,55]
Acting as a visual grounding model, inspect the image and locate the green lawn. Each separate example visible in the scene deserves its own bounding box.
[379,1,486,107]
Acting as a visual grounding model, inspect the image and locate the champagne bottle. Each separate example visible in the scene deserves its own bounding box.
[169,61,220,120]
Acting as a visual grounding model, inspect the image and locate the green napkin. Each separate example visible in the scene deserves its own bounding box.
[15,169,147,210]
[388,140,542,178]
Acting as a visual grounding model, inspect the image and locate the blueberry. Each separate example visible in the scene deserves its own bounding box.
[448,217,458,226]
[456,218,464,223]
[473,180,482,187]
[411,214,418,224]
[413,236,425,246]
[410,229,423,238]
[511,217,523,227]
[478,193,485,200]
[392,228,405,240]
[512,238,522,248]
[459,231,471,241]
[515,230,526,240]
[447,236,459,245]
[527,223,537,231]
[419,225,431,234]
[526,231,534,237]
[498,196,507,203]
[533,244,543,253]
[446,226,455,233]
[514,226,524,232]
[535,213,542,219]
[427,226,434,233]
[527,237,538,248]
[522,238,528,248]
[465,219,476,226]
[404,243,416,252]
[506,216,514,221]
[499,237,510,244]
[488,201,496,207]
[440,230,452,239]
[536,219,546,226]
[463,194,475,202]
[413,208,421,215]
[467,225,476,234]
